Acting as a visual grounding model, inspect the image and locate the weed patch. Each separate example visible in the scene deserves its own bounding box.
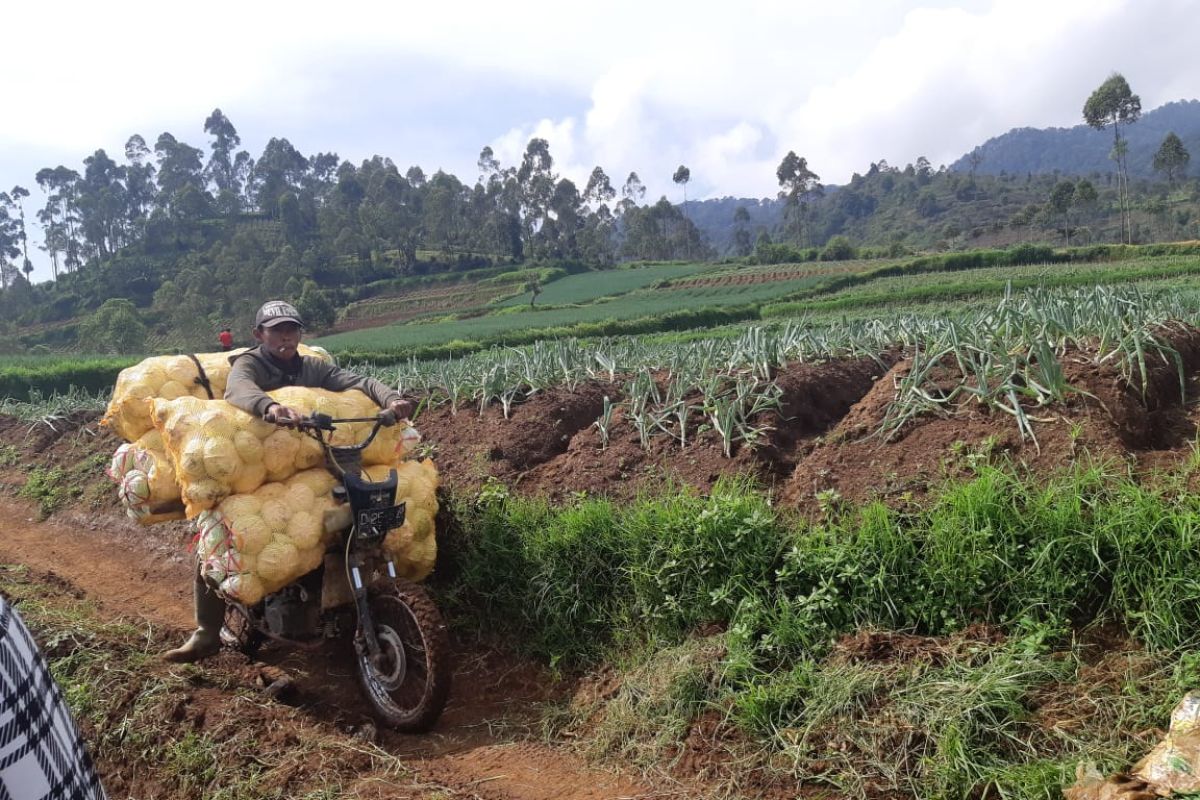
[18,466,78,518]
[446,460,1200,798]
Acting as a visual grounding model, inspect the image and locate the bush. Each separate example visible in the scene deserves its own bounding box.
[819,236,857,261]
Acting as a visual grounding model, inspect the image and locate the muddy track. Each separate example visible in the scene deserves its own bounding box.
[0,496,686,800]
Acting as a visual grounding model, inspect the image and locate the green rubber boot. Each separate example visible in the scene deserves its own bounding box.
[163,569,226,663]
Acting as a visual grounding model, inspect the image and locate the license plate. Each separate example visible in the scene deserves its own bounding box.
[357,504,406,538]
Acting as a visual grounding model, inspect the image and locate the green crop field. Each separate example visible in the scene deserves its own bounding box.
[496,261,715,307]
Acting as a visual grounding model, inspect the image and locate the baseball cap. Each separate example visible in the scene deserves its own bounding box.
[255,300,304,329]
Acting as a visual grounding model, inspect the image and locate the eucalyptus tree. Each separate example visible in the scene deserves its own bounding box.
[3,187,32,278]
[77,149,128,258]
[34,166,82,275]
[775,151,821,246]
[251,137,309,215]
[1083,73,1141,243]
[203,109,246,212]
[124,135,157,238]
[618,171,646,216]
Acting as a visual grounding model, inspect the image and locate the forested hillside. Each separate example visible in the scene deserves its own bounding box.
[948,100,1200,178]
[0,112,707,351]
[2,92,1199,355]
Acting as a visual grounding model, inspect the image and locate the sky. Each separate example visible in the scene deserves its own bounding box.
[4,0,1197,282]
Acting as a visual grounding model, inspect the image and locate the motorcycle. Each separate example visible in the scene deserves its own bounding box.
[219,410,451,732]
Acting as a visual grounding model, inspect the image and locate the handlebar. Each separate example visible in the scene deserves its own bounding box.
[262,409,399,458]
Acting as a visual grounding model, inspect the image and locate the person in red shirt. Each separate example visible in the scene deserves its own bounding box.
[218,328,234,351]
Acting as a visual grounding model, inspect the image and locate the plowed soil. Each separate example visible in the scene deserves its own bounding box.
[410,325,1200,509]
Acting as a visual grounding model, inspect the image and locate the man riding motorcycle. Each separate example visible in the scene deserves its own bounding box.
[163,300,413,663]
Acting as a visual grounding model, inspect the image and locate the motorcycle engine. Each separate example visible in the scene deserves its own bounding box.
[264,584,320,639]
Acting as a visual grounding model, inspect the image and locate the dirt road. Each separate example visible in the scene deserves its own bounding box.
[0,496,678,800]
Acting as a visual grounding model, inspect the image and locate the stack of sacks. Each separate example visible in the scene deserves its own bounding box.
[194,459,439,605]
[105,430,185,524]
[102,344,332,441]
[151,386,408,516]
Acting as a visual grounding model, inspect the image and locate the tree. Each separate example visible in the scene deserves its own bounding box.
[77,298,148,354]
[1084,73,1141,243]
[672,164,691,209]
[583,166,615,208]
[0,193,22,289]
[154,133,207,210]
[123,135,157,238]
[77,149,127,258]
[34,166,82,276]
[732,205,753,257]
[251,138,309,215]
[1048,180,1077,244]
[295,280,335,330]
[672,165,692,258]
[1153,132,1190,186]
[618,171,645,215]
[4,187,32,278]
[775,151,821,246]
[203,109,243,207]
[966,147,984,186]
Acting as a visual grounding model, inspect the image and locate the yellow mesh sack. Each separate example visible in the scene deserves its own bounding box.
[152,387,407,516]
[102,344,333,441]
[195,468,340,605]
[363,459,440,582]
[108,430,184,524]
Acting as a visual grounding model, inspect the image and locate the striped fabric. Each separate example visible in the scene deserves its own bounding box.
[0,595,106,800]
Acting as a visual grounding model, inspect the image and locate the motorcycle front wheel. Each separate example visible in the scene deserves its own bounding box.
[356,582,451,732]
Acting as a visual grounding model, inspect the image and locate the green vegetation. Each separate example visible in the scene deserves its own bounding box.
[446,462,1200,798]
[496,261,712,307]
[3,91,1199,356]
[18,466,78,518]
[0,355,131,401]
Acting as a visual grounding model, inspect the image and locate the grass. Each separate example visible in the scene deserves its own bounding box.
[443,460,1200,799]
[0,355,136,401]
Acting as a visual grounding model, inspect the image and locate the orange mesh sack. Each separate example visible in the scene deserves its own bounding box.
[102,344,333,441]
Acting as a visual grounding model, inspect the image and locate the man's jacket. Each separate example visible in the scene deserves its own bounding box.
[224,345,401,418]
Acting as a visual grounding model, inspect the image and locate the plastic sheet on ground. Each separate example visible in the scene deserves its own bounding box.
[1065,691,1200,800]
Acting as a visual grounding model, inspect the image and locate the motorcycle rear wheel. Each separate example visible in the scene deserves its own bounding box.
[356,582,451,732]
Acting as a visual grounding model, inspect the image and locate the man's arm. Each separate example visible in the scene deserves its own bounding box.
[224,357,279,418]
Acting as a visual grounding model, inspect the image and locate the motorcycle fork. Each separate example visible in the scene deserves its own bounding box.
[346,539,400,661]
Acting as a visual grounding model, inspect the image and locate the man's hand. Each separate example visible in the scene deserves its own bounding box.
[264,403,303,426]
[387,397,414,421]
